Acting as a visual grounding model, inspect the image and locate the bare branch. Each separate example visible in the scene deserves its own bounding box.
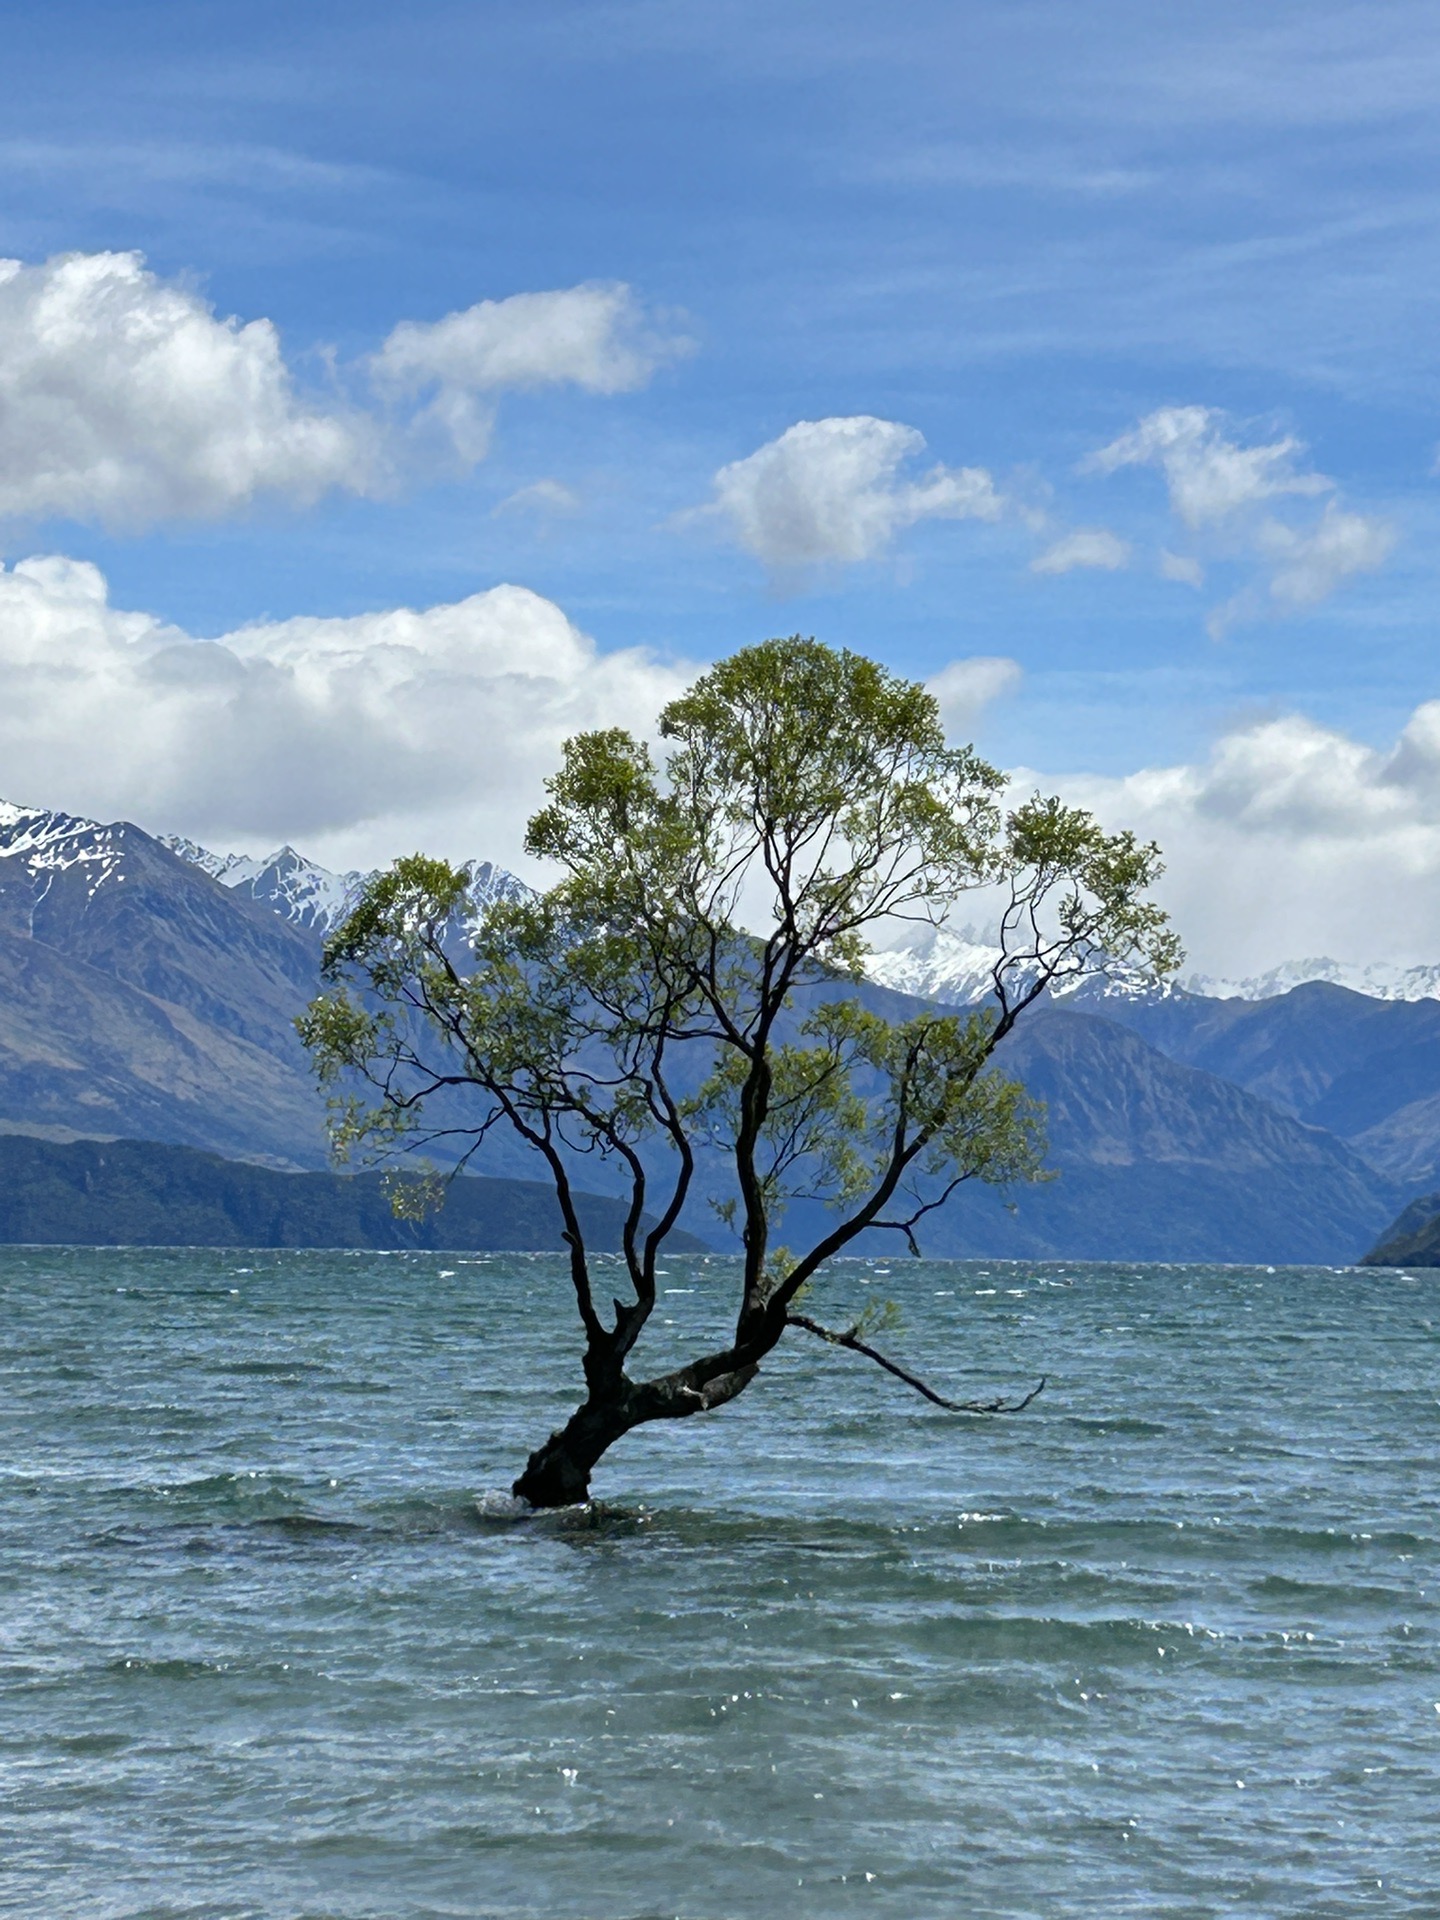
[786,1312,1046,1414]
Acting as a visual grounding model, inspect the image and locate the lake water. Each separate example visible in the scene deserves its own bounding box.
[2,1248,1437,1919]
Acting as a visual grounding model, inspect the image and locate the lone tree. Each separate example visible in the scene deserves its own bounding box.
[302,638,1176,1507]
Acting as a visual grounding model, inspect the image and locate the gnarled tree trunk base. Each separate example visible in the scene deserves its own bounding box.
[512,1396,635,1508]
[511,1360,764,1508]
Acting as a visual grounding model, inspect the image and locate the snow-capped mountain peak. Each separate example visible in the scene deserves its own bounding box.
[158,832,531,936]
[1,797,110,859]
[1181,957,1440,1002]
[865,924,1005,1004]
[1,798,529,942]
[865,921,1440,1007]
[864,922,1189,1008]
[0,798,141,900]
[159,837,370,934]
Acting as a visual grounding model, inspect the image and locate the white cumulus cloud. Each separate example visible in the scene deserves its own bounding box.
[925,656,1022,738]
[0,254,685,527]
[0,251,376,528]
[375,282,684,396]
[1088,404,1333,528]
[1086,404,1394,622]
[704,416,1004,573]
[374,283,691,465]
[1030,528,1130,575]
[0,554,696,871]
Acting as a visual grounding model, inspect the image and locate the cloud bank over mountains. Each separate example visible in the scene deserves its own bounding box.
[0,554,1021,876]
[1045,704,1440,973]
[2,549,1438,971]
[0,553,694,868]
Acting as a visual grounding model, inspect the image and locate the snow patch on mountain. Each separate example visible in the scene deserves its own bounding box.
[1182,957,1440,1002]
[866,922,1440,1007]
[0,798,139,899]
[159,832,531,936]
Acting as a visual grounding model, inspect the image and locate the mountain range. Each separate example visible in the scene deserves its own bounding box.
[157,831,527,936]
[0,794,1432,1261]
[867,920,1440,1008]
[867,921,1440,1194]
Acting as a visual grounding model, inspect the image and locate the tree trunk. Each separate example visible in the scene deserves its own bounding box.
[511,1392,638,1508]
[510,1356,764,1507]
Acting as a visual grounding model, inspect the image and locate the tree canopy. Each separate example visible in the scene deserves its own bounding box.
[301,637,1178,1505]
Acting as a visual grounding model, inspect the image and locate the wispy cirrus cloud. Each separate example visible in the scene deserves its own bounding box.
[1255,503,1397,610]
[493,478,585,520]
[1030,528,1131,575]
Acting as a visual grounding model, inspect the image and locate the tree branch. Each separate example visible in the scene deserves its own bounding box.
[785,1312,1046,1414]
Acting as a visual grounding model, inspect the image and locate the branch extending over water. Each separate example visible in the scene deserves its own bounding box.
[785,1312,1046,1414]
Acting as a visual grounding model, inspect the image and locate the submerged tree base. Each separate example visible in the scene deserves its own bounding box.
[512,1359,764,1506]
[512,1398,636,1507]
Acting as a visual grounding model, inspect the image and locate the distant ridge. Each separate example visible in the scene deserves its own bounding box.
[866,919,1440,1007]
[1183,957,1440,1004]
[9,797,1426,1005]
[0,1134,710,1252]
[1361,1190,1440,1267]
[159,833,529,937]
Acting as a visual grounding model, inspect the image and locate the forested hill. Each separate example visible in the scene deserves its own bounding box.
[0,1136,709,1253]
[1362,1191,1440,1266]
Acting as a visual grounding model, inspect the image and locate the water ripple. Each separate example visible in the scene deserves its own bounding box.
[2,1248,1437,1918]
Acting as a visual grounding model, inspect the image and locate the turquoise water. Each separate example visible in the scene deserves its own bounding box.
[2,1249,1438,1918]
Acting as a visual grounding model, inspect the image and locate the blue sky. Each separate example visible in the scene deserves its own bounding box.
[2,0,1439,969]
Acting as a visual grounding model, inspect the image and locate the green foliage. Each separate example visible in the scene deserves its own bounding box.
[381,1166,447,1222]
[301,635,1176,1358]
[852,1295,904,1341]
